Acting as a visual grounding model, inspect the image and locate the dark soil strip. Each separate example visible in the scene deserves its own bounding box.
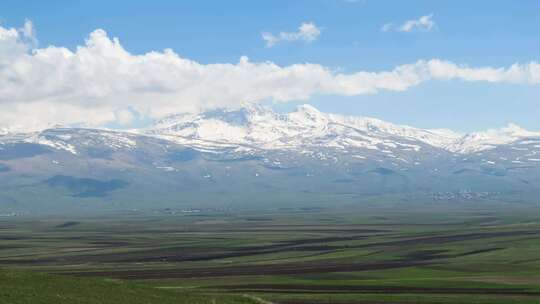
[15,229,529,268]
[60,231,531,279]
[64,260,432,279]
[54,221,80,228]
[19,234,372,265]
[42,230,537,265]
[219,284,540,296]
[359,230,539,248]
[278,301,403,304]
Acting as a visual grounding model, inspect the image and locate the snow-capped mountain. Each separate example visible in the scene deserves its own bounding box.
[143,104,540,156]
[2,104,539,156]
[1,105,539,214]
[144,104,461,153]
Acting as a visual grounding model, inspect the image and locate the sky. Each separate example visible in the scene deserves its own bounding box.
[1,0,539,132]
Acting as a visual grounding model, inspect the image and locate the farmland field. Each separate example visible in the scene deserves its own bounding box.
[2,203,540,303]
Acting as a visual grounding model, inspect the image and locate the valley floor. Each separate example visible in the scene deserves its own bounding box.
[2,204,540,303]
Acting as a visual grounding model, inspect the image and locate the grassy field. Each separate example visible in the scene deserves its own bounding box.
[2,204,540,303]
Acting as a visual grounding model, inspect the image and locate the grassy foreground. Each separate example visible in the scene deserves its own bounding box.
[3,204,540,303]
[0,269,256,304]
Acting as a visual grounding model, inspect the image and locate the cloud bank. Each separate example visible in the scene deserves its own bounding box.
[262,22,321,47]
[1,22,540,131]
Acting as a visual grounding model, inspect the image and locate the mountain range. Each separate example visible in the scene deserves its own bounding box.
[1,105,539,214]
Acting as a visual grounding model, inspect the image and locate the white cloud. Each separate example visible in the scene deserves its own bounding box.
[380,23,394,32]
[382,14,436,32]
[20,19,35,40]
[0,22,540,131]
[262,22,321,47]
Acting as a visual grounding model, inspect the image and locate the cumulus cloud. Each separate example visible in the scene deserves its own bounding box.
[262,22,321,47]
[0,22,540,131]
[382,14,436,32]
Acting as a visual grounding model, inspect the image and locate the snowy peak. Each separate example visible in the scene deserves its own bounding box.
[143,104,458,152]
[286,105,329,132]
[292,104,325,120]
[446,123,540,153]
[142,105,540,155]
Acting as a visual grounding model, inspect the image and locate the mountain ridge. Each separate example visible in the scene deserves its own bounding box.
[1,104,539,156]
[143,104,538,155]
[1,104,539,214]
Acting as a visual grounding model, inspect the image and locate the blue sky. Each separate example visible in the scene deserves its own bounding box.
[2,0,540,132]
